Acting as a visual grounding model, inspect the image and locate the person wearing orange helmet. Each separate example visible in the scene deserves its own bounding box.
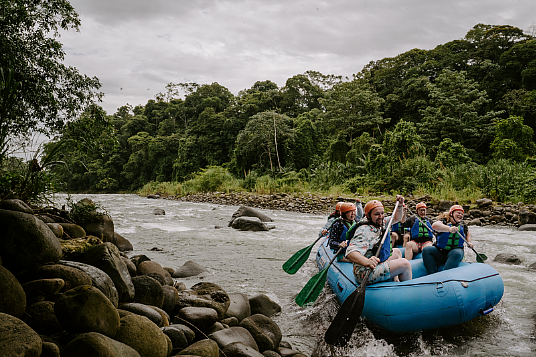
[319,200,363,237]
[402,202,434,260]
[423,204,472,273]
[344,195,412,284]
[327,200,363,262]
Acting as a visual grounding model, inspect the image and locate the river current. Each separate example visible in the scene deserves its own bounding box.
[53,193,536,357]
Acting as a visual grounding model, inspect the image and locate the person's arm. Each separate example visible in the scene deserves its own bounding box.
[346,250,379,269]
[432,219,458,234]
[392,195,405,223]
[328,222,343,250]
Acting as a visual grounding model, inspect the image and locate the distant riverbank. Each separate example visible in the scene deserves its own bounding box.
[142,191,533,227]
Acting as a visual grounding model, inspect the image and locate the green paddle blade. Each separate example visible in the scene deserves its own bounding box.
[476,252,488,263]
[282,239,318,274]
[295,267,329,307]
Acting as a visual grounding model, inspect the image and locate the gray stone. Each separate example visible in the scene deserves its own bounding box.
[476,198,493,207]
[62,332,141,357]
[519,224,536,231]
[0,265,26,318]
[80,214,115,243]
[249,294,281,317]
[240,314,282,352]
[114,313,169,357]
[59,223,86,238]
[223,342,265,357]
[173,260,208,278]
[24,301,63,334]
[161,325,189,350]
[228,206,274,227]
[119,303,163,326]
[176,306,218,331]
[55,285,120,337]
[231,217,273,231]
[494,253,522,265]
[0,209,62,274]
[46,223,64,239]
[0,313,42,357]
[161,285,179,315]
[153,208,165,215]
[209,326,259,352]
[113,232,134,252]
[519,209,536,225]
[225,292,251,322]
[176,282,230,319]
[73,242,135,302]
[132,275,164,308]
[59,260,119,307]
[0,198,34,214]
[175,339,219,357]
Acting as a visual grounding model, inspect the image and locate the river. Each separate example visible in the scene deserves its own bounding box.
[53,193,536,357]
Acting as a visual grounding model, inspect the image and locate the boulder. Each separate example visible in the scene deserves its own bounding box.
[225,292,251,322]
[161,285,179,315]
[0,198,34,214]
[493,253,522,265]
[59,223,86,238]
[231,217,273,231]
[476,198,493,207]
[120,303,163,326]
[80,214,115,243]
[209,326,259,352]
[122,256,137,277]
[114,313,170,357]
[25,263,92,291]
[40,341,60,357]
[175,338,219,357]
[263,350,281,357]
[132,275,164,308]
[519,224,536,231]
[55,285,120,337]
[205,321,226,335]
[24,301,63,334]
[113,232,134,252]
[249,294,281,317]
[0,209,62,274]
[228,206,273,227]
[61,332,141,357]
[46,223,64,239]
[467,218,482,226]
[138,260,173,285]
[59,260,119,307]
[239,314,282,352]
[130,255,151,269]
[223,342,265,357]
[22,278,65,304]
[518,209,536,225]
[0,313,42,357]
[0,265,26,318]
[173,260,208,278]
[161,325,190,350]
[72,242,135,302]
[176,306,218,331]
[153,208,165,215]
[529,262,536,270]
[176,282,230,319]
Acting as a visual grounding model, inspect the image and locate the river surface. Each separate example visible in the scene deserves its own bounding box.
[53,194,536,357]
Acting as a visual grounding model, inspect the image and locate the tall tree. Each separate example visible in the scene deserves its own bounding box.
[0,0,101,162]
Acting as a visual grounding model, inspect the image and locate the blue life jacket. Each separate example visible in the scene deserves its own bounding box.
[436,224,465,250]
[410,217,433,243]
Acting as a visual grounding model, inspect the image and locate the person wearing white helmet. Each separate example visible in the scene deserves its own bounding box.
[344,195,412,284]
[422,204,472,273]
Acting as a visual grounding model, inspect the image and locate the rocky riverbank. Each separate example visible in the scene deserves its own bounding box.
[149,191,536,228]
[0,196,306,357]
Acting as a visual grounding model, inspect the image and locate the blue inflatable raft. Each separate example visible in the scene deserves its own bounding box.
[316,238,504,333]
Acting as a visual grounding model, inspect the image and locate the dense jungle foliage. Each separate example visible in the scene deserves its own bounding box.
[2,1,536,204]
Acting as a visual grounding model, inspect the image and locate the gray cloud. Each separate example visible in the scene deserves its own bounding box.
[61,0,535,114]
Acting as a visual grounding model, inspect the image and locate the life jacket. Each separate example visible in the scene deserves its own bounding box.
[356,220,392,263]
[436,223,465,250]
[329,218,356,252]
[410,217,433,243]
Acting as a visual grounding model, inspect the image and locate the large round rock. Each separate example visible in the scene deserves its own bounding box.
[240,314,282,352]
[132,275,164,308]
[0,265,26,318]
[175,339,219,357]
[249,294,281,317]
[0,312,42,357]
[176,282,230,319]
[62,332,141,357]
[209,326,259,352]
[54,285,120,337]
[0,209,62,274]
[225,292,251,322]
[114,313,169,357]
[25,301,63,334]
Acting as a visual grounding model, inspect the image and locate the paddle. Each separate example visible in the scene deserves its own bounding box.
[283,236,323,274]
[324,200,400,346]
[295,247,344,307]
[457,228,487,263]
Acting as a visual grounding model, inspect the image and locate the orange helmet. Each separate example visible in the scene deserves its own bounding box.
[364,200,383,218]
[416,202,427,210]
[449,204,464,215]
[340,202,356,215]
[335,201,344,214]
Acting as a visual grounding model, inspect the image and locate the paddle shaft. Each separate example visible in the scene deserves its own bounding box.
[324,200,401,346]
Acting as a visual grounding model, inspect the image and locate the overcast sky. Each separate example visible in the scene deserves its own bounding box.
[60,0,535,115]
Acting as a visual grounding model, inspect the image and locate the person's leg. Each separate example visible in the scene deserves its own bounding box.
[444,248,464,270]
[389,247,402,260]
[422,246,445,274]
[403,232,410,247]
[405,241,417,260]
[389,258,412,281]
